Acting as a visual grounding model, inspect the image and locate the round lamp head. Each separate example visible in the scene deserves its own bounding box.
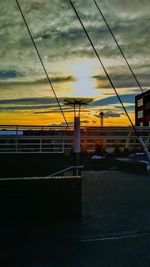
[64,97,93,106]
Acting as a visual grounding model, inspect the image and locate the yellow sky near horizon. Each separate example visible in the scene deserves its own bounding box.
[0,110,135,127]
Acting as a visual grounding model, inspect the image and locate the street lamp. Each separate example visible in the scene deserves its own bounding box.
[64,97,93,173]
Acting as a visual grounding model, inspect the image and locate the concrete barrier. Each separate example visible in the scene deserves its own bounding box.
[0,176,81,223]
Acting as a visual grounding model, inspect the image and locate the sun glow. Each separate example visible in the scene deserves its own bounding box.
[67,58,101,98]
[72,77,99,97]
[68,58,96,78]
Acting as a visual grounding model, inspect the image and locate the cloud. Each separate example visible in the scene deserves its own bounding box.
[92,71,150,90]
[0,75,75,84]
[90,93,136,106]
[0,97,63,105]
[0,74,76,102]
[50,121,74,127]
[80,119,90,124]
[115,104,135,111]
[0,0,150,74]
[95,111,122,118]
[0,70,18,80]
[0,105,51,111]
[0,0,149,125]
[0,96,75,114]
[32,108,72,114]
[0,97,64,112]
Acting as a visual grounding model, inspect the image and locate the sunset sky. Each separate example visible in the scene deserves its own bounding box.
[0,0,150,126]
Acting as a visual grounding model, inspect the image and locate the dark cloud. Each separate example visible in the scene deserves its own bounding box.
[1,0,150,67]
[0,75,76,85]
[80,120,90,124]
[91,94,136,106]
[95,111,121,118]
[0,70,17,79]
[32,108,72,114]
[46,75,76,84]
[0,105,51,111]
[93,72,150,90]
[50,121,74,126]
[0,96,75,113]
[0,97,63,105]
[115,104,135,111]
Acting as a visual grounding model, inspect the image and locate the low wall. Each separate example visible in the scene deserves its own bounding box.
[0,153,72,178]
[0,176,81,223]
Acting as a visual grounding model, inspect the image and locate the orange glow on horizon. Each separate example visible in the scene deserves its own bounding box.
[0,111,135,127]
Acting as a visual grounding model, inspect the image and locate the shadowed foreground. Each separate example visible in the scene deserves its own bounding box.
[1,170,150,266]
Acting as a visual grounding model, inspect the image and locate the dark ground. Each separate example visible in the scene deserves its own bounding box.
[1,170,150,266]
[0,152,148,178]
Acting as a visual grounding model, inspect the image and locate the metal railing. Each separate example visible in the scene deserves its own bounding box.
[0,125,149,154]
[48,165,84,177]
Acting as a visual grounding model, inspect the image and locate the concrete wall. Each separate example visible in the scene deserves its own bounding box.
[0,153,72,178]
[0,177,81,223]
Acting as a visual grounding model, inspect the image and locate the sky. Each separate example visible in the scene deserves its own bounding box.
[0,0,150,126]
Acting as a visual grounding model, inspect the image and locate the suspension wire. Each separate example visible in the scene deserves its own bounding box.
[68,0,150,161]
[68,0,136,132]
[93,0,144,93]
[16,0,69,129]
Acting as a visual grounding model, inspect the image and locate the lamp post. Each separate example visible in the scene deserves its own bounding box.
[64,97,93,175]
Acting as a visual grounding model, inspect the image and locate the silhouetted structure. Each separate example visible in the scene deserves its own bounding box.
[135,90,150,126]
[64,97,93,173]
[99,111,104,127]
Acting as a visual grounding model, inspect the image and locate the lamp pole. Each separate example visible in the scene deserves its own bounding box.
[73,103,81,175]
[64,98,93,176]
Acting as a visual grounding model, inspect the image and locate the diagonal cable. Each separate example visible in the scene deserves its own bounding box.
[16,0,69,129]
[93,0,144,93]
[68,0,150,161]
[68,0,136,132]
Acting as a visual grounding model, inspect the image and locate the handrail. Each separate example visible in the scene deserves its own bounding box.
[48,165,84,177]
[0,125,150,131]
[0,126,149,154]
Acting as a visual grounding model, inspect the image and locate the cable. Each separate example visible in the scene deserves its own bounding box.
[68,0,137,132]
[68,0,150,161]
[16,0,69,129]
[93,0,144,93]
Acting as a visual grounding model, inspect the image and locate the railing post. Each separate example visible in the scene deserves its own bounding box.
[15,137,18,153]
[40,136,42,153]
[62,139,64,153]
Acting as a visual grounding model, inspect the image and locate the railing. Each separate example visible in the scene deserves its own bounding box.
[0,124,150,133]
[0,124,73,132]
[48,165,84,177]
[0,135,72,153]
[0,125,149,153]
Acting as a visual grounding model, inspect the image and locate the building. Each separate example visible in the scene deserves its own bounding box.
[135,90,150,126]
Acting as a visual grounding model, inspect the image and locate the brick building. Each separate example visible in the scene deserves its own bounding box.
[135,90,150,126]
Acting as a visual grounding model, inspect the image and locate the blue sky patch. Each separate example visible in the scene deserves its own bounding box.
[0,70,17,79]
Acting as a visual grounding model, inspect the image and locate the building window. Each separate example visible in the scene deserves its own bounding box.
[138,110,143,119]
[137,98,143,107]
